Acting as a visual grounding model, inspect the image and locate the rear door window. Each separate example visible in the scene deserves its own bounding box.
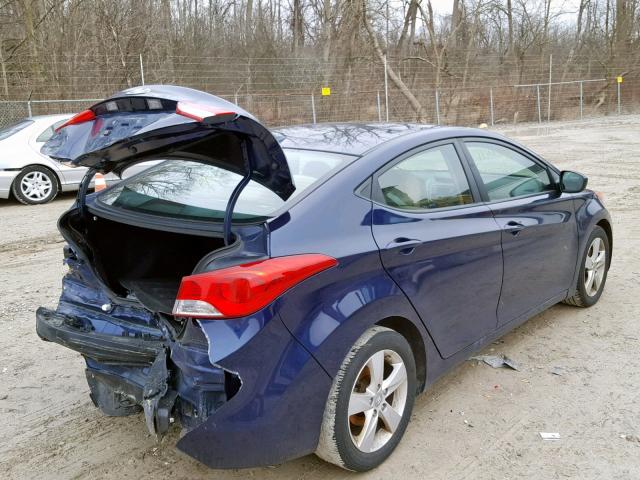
[0,120,33,141]
[375,144,474,210]
[98,149,353,222]
[465,142,552,201]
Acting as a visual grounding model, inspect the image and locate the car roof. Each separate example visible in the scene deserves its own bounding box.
[272,123,513,156]
[30,114,72,123]
[273,123,437,155]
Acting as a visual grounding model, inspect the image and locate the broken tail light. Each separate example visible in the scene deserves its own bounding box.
[173,254,338,319]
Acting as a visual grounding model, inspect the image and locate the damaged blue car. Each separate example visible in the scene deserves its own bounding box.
[36,85,611,471]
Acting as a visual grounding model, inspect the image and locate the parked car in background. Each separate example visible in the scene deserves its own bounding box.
[0,114,155,205]
[36,86,612,471]
[0,115,74,204]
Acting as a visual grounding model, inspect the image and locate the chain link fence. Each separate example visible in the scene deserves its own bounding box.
[0,78,637,129]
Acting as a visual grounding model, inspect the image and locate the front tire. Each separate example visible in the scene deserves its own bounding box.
[316,326,416,471]
[564,225,609,307]
[11,165,59,205]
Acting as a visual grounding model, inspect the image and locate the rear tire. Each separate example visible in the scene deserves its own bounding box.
[11,165,59,205]
[316,326,416,471]
[564,225,609,307]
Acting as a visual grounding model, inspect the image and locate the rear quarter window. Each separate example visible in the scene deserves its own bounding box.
[36,119,68,143]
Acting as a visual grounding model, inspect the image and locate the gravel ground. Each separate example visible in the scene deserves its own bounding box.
[1,116,639,479]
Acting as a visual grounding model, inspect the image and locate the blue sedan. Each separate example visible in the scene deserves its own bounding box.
[36,86,611,471]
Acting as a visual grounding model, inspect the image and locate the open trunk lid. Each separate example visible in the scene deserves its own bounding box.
[42,85,295,200]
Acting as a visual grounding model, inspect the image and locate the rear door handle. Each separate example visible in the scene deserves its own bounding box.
[385,237,422,254]
[504,220,526,235]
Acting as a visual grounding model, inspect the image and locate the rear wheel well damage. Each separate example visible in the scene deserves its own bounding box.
[375,316,427,392]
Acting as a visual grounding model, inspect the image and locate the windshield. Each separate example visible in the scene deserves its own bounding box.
[98,149,355,222]
[0,120,33,141]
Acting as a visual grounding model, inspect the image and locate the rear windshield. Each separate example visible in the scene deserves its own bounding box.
[98,149,355,222]
[0,120,33,141]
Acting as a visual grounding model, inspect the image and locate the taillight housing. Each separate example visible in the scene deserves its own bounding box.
[173,254,338,319]
[55,109,96,132]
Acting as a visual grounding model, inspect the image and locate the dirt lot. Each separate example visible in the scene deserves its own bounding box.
[1,116,640,479]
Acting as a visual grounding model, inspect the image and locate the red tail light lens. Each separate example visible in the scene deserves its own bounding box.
[55,109,96,132]
[176,101,236,123]
[173,254,338,319]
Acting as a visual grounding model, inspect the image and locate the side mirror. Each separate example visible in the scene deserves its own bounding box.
[559,170,588,193]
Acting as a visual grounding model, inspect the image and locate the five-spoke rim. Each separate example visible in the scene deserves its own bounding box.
[584,237,606,297]
[348,349,408,453]
[20,171,53,201]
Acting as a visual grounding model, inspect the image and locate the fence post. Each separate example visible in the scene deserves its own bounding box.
[547,54,552,122]
[311,93,317,124]
[435,90,440,125]
[536,85,542,123]
[617,81,621,115]
[234,93,239,105]
[383,55,389,122]
[139,54,145,85]
[377,91,382,122]
[579,81,583,119]
[489,87,495,126]
[27,100,32,117]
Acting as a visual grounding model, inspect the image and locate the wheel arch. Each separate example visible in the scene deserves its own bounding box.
[567,196,612,300]
[278,273,435,395]
[596,218,613,267]
[375,316,427,392]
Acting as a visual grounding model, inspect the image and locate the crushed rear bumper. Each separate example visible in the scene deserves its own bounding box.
[36,305,227,438]
[37,278,332,468]
[36,307,162,364]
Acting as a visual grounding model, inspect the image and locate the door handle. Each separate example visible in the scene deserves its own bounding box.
[385,237,422,254]
[504,220,526,236]
[506,220,525,228]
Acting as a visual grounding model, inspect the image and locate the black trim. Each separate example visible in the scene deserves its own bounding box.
[78,167,97,218]
[36,307,163,365]
[223,139,253,245]
[354,177,372,200]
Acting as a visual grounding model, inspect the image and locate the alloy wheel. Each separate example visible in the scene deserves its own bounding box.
[584,237,606,297]
[20,170,53,202]
[347,349,408,453]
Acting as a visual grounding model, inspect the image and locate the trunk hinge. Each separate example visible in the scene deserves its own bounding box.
[222,138,253,246]
[77,167,98,218]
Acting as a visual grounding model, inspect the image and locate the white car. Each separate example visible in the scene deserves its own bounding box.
[0,115,154,205]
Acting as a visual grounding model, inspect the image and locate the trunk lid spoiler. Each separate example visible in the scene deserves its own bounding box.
[43,85,295,242]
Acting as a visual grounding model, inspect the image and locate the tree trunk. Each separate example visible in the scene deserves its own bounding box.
[363,0,426,122]
[506,0,514,56]
[245,0,253,42]
[397,0,419,55]
[0,39,8,97]
[450,0,460,49]
[292,0,304,53]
